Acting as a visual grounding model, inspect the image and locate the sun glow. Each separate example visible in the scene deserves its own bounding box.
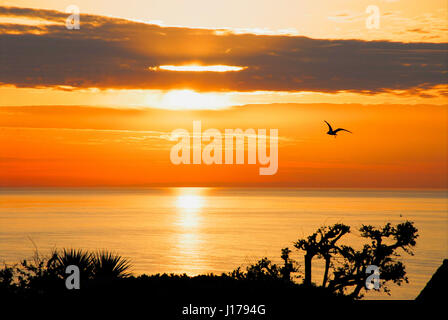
[157,89,233,109]
[150,65,247,72]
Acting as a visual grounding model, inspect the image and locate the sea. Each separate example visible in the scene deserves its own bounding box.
[0,187,446,300]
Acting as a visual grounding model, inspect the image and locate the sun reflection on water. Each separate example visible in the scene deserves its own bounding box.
[174,188,207,228]
[176,194,203,211]
[171,188,210,273]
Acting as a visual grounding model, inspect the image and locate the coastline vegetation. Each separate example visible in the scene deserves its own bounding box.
[0,221,418,302]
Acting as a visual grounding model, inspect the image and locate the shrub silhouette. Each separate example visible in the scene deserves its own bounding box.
[230,247,298,281]
[12,250,60,295]
[0,248,132,297]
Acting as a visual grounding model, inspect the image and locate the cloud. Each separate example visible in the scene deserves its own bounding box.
[0,6,446,94]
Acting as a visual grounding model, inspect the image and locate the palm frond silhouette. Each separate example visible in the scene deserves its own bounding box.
[92,250,132,279]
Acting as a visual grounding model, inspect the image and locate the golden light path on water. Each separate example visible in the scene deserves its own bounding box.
[175,189,205,228]
[172,188,208,272]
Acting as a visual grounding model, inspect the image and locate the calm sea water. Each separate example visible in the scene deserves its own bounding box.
[0,188,446,300]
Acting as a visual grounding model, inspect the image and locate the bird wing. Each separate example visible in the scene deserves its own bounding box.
[324,120,333,131]
[334,128,352,134]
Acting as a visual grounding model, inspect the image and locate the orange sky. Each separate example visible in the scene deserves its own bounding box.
[0,3,447,188]
[1,104,446,188]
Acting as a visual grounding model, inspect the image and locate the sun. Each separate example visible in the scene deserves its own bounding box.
[158,89,233,110]
[154,65,246,72]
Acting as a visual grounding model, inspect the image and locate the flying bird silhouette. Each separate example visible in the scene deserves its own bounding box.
[324,121,352,137]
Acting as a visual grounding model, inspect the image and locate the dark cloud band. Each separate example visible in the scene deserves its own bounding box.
[0,6,446,94]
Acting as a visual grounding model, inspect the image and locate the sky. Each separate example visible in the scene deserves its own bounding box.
[0,1,447,106]
[0,1,447,187]
[1,103,446,188]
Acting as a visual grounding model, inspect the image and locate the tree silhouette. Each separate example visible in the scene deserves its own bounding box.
[294,224,350,286]
[328,221,418,298]
[294,221,418,298]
